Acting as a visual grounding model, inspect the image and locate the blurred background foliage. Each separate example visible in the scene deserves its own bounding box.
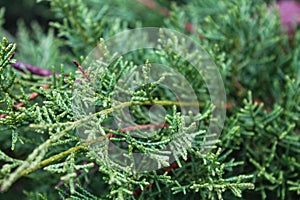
[0,0,53,34]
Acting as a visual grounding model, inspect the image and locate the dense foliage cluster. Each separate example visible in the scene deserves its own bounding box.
[0,0,300,199]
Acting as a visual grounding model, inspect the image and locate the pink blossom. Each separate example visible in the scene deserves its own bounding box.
[276,0,300,33]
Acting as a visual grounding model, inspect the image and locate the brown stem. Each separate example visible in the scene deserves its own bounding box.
[107,123,169,138]
[11,61,53,76]
[73,60,91,82]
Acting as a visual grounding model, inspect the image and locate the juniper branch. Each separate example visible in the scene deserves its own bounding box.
[0,99,204,192]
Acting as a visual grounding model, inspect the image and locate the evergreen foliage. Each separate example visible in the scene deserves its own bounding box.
[0,0,300,199]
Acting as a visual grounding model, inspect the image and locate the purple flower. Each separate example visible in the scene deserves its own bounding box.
[276,0,300,33]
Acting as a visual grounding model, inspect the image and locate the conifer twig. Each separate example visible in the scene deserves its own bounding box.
[0,84,49,119]
[0,122,169,191]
